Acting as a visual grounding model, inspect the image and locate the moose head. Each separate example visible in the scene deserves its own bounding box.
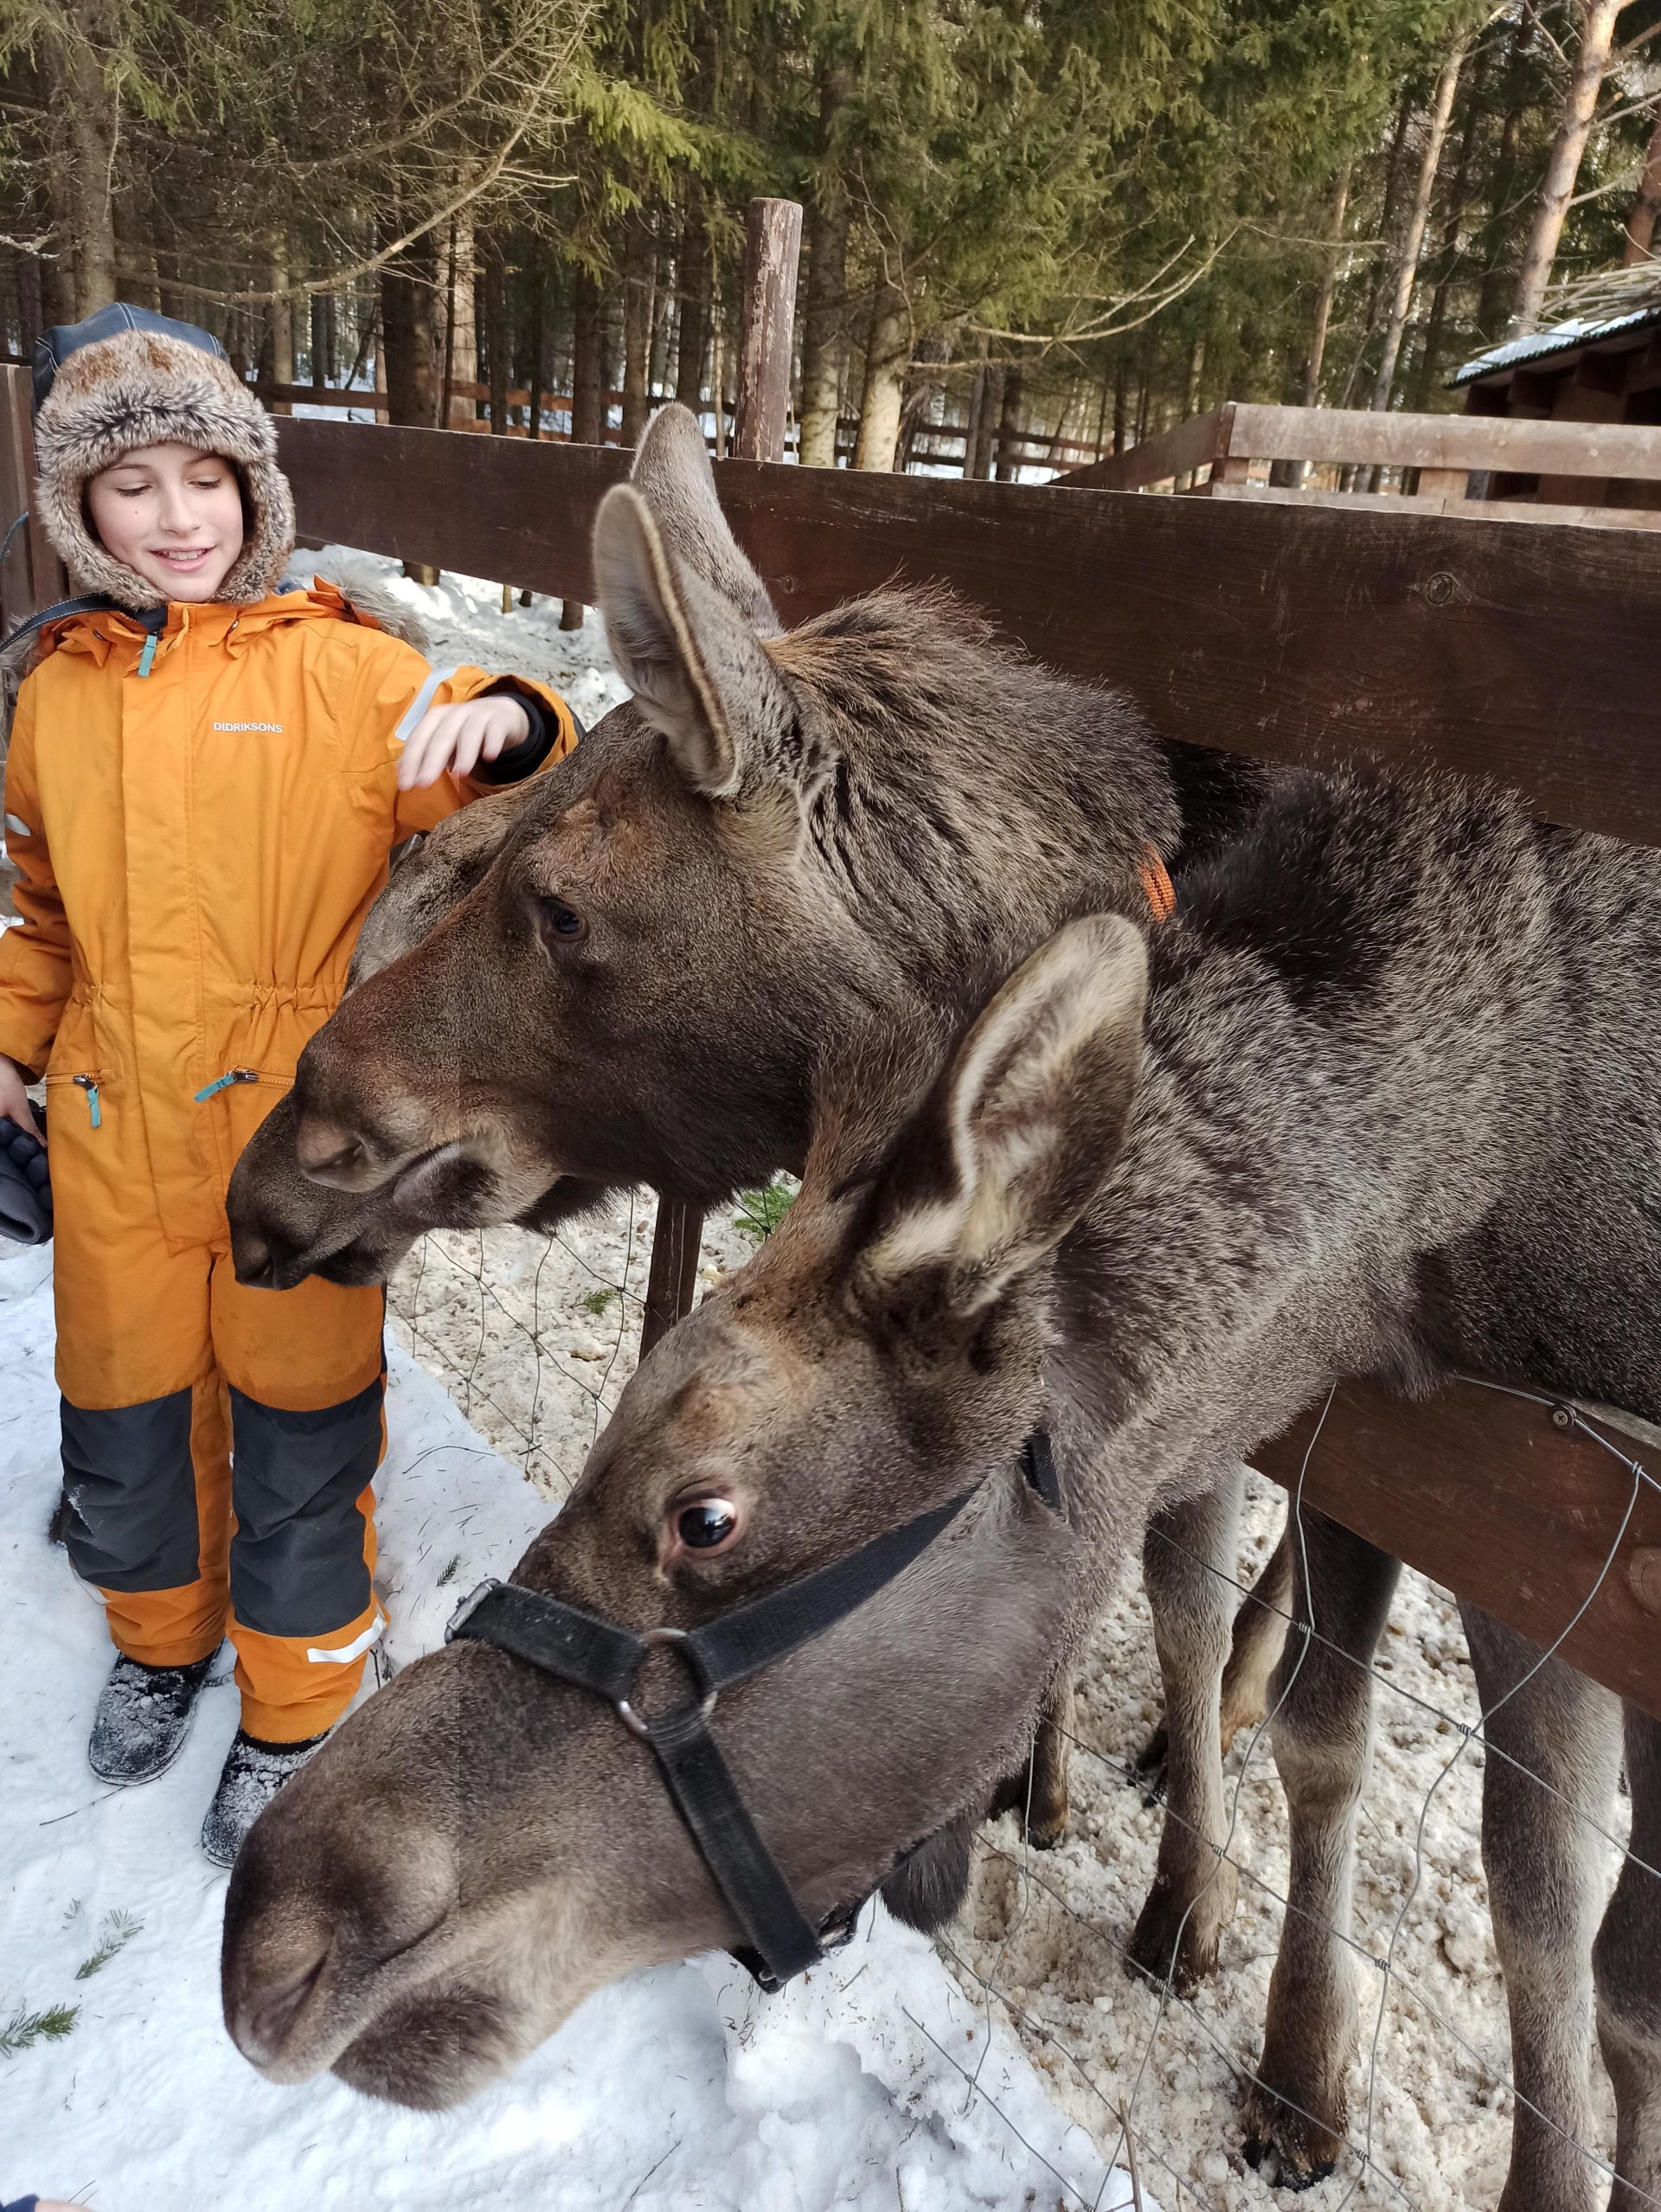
[222,915,1148,2106]
[227,403,1180,1289]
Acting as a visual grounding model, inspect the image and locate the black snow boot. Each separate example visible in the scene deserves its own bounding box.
[88,1649,219,1785]
[201,1728,329,1869]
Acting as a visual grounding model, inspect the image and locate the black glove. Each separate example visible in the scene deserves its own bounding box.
[0,1100,50,1246]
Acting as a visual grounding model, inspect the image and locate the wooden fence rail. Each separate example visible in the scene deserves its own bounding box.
[1061,400,1661,530]
[3,345,1658,1717]
[270,416,1661,849]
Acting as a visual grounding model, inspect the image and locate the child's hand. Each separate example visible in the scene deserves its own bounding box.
[0,1054,36,1138]
[396,696,532,790]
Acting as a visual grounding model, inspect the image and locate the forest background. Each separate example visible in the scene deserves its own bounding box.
[2,0,1659,479]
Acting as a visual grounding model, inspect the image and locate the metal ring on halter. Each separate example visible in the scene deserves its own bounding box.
[615,1626,717,1739]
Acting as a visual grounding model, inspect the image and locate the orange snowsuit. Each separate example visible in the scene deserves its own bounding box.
[0,584,576,1739]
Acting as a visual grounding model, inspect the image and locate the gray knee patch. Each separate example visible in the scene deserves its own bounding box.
[228,1378,381,1638]
[60,1389,200,1592]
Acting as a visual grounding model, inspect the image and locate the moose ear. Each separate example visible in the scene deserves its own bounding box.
[858,914,1148,1316]
[628,404,781,636]
[593,484,797,801]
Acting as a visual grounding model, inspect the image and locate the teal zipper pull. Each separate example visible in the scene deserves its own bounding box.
[74,1074,101,1127]
[194,1068,258,1101]
[137,633,158,677]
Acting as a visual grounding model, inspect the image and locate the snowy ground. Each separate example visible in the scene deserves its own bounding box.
[2,553,1631,2211]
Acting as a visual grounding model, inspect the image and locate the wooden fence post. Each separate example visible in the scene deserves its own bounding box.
[732,198,803,465]
[638,198,801,1362]
[1,365,68,638]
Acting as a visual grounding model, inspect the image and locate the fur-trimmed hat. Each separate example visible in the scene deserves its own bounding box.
[33,306,295,611]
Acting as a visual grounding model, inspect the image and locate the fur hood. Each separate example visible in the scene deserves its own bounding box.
[34,326,295,612]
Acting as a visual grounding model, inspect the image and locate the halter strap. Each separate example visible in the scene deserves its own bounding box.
[446,1430,1064,1987]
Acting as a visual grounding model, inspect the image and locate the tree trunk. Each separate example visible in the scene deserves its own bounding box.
[310,292,328,389]
[381,245,440,582]
[621,218,653,449]
[1510,0,1633,332]
[961,353,991,479]
[994,367,1024,481]
[63,0,120,317]
[446,206,478,426]
[852,283,910,471]
[1183,336,1206,417]
[1303,163,1352,407]
[526,248,546,440]
[675,207,709,409]
[1477,16,1538,340]
[17,253,42,362]
[1412,48,1491,412]
[482,229,509,435]
[562,265,604,629]
[571,267,603,443]
[1340,91,1414,407]
[799,62,853,469]
[1371,41,1467,414]
[1113,352,1127,456]
[266,232,294,415]
[1623,107,1661,264]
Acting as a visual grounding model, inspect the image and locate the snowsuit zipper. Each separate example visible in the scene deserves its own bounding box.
[193,1068,260,1102]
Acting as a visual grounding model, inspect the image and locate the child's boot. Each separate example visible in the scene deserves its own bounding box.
[88,1650,218,1784]
[201,1729,329,1869]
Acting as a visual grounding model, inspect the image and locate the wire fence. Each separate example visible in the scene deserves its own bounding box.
[389,1214,1658,2212]
[384,1197,659,1504]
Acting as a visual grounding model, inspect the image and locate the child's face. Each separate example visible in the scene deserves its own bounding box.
[86,441,246,602]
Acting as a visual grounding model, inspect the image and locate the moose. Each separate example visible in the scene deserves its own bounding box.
[225,410,1659,2204]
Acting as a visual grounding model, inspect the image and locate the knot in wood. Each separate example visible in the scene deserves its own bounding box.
[1629,1548,1661,1619]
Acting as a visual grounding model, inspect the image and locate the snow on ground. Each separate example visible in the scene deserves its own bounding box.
[3,551,1630,2211]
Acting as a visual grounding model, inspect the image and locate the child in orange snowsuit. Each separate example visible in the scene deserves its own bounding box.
[0,306,577,1863]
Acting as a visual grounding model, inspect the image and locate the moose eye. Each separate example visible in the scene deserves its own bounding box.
[538,895,587,944]
[674,1497,741,1552]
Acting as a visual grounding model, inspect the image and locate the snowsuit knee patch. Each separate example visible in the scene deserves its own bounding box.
[228,1377,382,1637]
[60,1388,197,1590]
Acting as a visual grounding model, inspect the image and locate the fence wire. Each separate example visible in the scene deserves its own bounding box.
[390,1221,1658,2212]
[384,1195,658,1504]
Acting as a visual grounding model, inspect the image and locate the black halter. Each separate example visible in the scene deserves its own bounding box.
[445,1430,1064,1989]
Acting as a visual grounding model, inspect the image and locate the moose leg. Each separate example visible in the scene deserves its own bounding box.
[987,1671,1075,1848]
[1137,1523,1293,1783]
[1461,1606,1619,2212]
[1221,1528,1293,1756]
[1243,1512,1399,2187]
[1129,1465,1245,1991]
[1596,1703,1661,2212]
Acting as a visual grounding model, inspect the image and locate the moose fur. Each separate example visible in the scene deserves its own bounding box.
[221,414,1661,2208]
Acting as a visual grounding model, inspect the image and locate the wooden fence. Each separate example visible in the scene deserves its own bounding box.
[3,314,1658,1719]
[1061,399,1661,529]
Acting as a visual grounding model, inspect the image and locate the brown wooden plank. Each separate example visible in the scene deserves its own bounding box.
[1254,1379,1661,1722]
[274,419,1661,847]
[1202,481,1661,529]
[0,365,67,631]
[1228,401,1661,480]
[1055,406,1232,491]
